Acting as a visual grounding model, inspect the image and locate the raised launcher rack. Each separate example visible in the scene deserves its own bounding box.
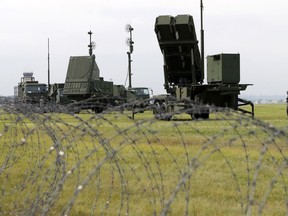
[154,14,254,119]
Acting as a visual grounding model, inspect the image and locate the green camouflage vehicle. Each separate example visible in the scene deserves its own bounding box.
[153,14,254,119]
[14,72,48,105]
[45,30,152,114]
[62,54,126,113]
[127,87,150,101]
[127,87,152,118]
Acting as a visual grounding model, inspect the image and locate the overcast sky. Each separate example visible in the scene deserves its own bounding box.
[1,0,287,97]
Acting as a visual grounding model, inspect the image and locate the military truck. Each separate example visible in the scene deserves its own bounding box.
[14,72,48,105]
[60,30,152,114]
[127,87,151,101]
[126,86,153,118]
[153,14,254,119]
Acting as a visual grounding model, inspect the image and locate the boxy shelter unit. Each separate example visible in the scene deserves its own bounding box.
[207,53,240,84]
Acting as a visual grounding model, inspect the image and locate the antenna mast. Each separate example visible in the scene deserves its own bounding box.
[88,30,93,56]
[200,0,205,76]
[125,24,134,89]
[48,38,50,92]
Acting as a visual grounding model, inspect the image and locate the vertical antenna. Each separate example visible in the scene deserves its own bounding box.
[48,38,50,92]
[88,30,93,56]
[200,0,205,78]
[125,24,134,89]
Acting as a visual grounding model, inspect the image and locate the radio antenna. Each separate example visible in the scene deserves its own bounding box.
[88,30,96,56]
[88,31,93,56]
[200,0,205,76]
[48,38,50,92]
[125,24,134,89]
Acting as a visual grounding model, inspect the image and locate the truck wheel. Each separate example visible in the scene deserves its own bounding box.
[161,102,167,113]
[191,112,209,120]
[154,102,172,120]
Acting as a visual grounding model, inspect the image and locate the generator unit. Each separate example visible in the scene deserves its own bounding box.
[207,53,240,84]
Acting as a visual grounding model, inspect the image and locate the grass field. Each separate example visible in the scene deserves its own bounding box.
[0,103,288,215]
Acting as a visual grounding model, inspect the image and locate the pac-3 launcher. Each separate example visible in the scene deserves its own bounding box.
[153,14,254,119]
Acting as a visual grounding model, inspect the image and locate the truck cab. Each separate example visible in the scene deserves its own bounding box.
[14,72,48,104]
[127,87,151,101]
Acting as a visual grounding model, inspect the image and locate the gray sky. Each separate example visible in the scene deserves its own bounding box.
[1,0,287,97]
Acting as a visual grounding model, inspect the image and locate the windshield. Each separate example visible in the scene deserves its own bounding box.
[25,85,47,94]
[131,88,149,96]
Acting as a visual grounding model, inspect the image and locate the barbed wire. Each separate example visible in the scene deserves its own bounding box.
[0,97,288,215]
